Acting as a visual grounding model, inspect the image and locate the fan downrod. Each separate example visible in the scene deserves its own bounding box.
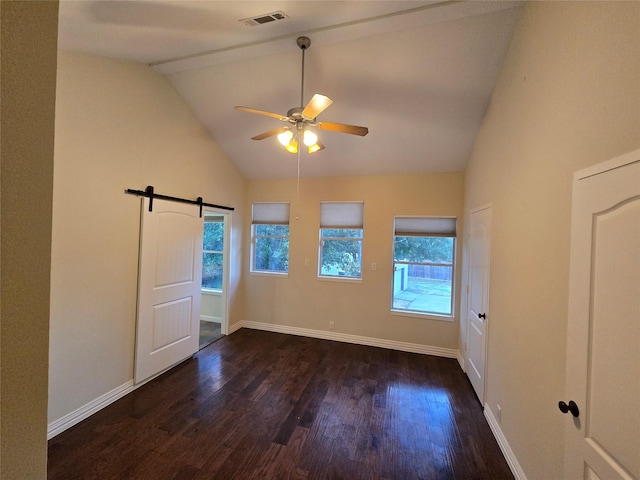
[234,33,369,146]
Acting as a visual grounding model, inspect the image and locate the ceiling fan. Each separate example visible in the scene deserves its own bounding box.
[235,36,369,154]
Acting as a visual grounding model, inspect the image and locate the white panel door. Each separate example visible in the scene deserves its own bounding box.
[135,198,203,384]
[466,205,491,403]
[564,151,639,480]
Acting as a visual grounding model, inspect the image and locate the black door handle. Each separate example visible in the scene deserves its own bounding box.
[478,313,486,319]
[558,400,580,417]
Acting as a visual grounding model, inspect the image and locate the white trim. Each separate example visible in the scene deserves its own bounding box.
[574,149,639,181]
[464,203,492,404]
[249,270,289,278]
[46,324,459,440]
[48,353,197,438]
[201,289,222,296]
[239,320,459,358]
[484,403,527,480]
[457,352,465,371]
[200,315,222,323]
[227,321,243,334]
[221,211,230,335]
[202,208,231,336]
[47,380,135,439]
[316,275,362,284]
[391,309,454,322]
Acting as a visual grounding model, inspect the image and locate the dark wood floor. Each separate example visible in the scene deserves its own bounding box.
[48,329,514,480]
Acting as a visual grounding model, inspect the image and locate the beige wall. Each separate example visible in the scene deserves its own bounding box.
[10,3,636,478]
[244,173,464,349]
[0,1,59,478]
[201,291,223,322]
[461,2,640,479]
[48,53,246,424]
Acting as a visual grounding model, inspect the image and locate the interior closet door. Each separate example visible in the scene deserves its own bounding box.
[134,198,203,384]
[466,205,491,403]
[563,152,639,479]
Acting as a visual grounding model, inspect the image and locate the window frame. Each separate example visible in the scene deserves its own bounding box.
[202,217,224,291]
[318,202,364,280]
[391,216,457,320]
[250,202,290,276]
[318,228,364,280]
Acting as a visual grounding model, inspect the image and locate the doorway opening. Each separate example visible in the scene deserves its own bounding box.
[200,210,229,349]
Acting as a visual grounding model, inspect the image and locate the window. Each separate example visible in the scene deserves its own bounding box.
[251,202,290,274]
[392,217,457,317]
[202,214,224,289]
[319,202,364,278]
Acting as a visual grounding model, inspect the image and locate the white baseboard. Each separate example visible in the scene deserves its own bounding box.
[239,320,459,358]
[484,403,527,480]
[200,315,221,323]
[47,380,135,439]
[47,323,459,440]
[228,321,243,334]
[457,352,465,371]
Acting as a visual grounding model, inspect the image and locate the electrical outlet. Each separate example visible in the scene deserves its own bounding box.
[329,321,334,330]
[496,404,502,423]
[371,262,377,271]
[304,258,310,267]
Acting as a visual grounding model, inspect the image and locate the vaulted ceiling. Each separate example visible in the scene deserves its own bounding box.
[57,1,522,179]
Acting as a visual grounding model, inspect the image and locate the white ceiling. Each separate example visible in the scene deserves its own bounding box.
[57,1,522,179]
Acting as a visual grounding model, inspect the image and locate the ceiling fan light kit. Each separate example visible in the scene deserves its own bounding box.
[235,36,368,154]
[285,139,299,154]
[277,129,293,146]
[303,129,318,147]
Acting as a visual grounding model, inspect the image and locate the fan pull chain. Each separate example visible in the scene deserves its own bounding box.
[295,148,301,220]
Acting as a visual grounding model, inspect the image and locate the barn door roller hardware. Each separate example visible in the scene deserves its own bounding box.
[125,185,234,217]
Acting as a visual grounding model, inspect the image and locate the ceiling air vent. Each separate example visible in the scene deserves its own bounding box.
[240,11,289,27]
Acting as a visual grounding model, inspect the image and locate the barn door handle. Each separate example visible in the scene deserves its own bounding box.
[558,400,580,417]
[478,313,486,319]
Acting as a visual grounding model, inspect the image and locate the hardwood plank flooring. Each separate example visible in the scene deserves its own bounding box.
[47,330,514,480]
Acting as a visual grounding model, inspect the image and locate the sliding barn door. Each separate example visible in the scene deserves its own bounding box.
[134,198,203,384]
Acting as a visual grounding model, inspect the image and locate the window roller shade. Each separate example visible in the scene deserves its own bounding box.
[394,217,457,237]
[320,202,364,229]
[204,213,224,222]
[252,202,290,225]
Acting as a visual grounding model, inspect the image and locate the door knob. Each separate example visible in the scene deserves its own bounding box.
[478,313,486,319]
[558,400,580,417]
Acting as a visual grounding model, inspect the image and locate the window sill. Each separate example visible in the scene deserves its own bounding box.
[250,270,289,278]
[391,309,455,322]
[317,275,362,284]
[201,288,222,295]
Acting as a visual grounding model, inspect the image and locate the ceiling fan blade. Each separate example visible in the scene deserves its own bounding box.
[235,106,289,122]
[301,94,333,120]
[251,126,290,141]
[317,121,369,136]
